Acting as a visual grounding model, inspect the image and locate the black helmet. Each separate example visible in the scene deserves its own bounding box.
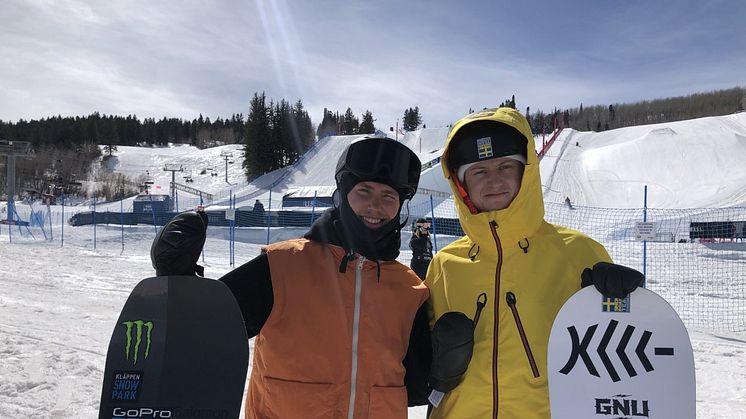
[151,211,208,277]
[335,137,421,200]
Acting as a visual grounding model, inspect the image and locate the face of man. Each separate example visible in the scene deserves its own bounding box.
[346,181,401,229]
[462,157,524,212]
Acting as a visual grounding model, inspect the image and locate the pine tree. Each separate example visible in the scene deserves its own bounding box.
[244,94,316,179]
[271,100,288,167]
[342,108,359,135]
[499,95,516,109]
[402,106,422,131]
[316,108,338,138]
[244,92,273,178]
[359,110,375,134]
[292,100,315,152]
[276,99,313,165]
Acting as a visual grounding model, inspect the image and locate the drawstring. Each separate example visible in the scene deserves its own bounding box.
[468,238,527,258]
[334,218,356,273]
[450,169,479,215]
[338,251,355,273]
[375,260,381,282]
[468,243,480,261]
[518,238,530,254]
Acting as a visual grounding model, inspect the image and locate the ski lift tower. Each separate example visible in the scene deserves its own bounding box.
[0,139,32,224]
[163,163,184,211]
[220,151,233,183]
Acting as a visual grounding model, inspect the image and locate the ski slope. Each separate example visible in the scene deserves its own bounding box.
[540,112,746,208]
[100,131,454,211]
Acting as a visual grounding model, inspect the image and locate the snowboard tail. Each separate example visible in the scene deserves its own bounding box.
[548,287,695,419]
[99,276,249,419]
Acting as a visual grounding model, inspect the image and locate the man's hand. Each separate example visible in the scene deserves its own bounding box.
[151,211,208,277]
[429,312,474,393]
[581,262,644,299]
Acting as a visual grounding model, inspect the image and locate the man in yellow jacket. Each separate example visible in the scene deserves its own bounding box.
[425,107,641,418]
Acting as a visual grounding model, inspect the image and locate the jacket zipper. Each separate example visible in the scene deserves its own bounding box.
[488,221,501,419]
[506,291,540,378]
[347,256,365,419]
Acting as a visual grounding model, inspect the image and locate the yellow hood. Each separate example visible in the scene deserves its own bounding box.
[441,107,543,251]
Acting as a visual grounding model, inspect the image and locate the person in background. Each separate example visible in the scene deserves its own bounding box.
[152,137,433,418]
[252,199,266,226]
[252,199,265,213]
[564,196,574,210]
[425,107,643,419]
[409,217,433,280]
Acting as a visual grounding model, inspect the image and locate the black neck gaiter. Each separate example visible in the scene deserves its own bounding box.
[338,196,402,262]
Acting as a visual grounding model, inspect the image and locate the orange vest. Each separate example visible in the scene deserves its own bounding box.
[245,239,429,419]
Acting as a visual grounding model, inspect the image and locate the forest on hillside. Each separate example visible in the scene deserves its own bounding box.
[526,86,745,134]
[0,86,743,202]
[0,112,248,201]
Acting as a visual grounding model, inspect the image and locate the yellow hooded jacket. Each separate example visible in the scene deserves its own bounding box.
[426,108,611,419]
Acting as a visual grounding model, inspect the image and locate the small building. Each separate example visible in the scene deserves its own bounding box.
[134,194,172,213]
[282,186,336,208]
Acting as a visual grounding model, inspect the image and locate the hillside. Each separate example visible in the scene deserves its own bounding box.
[541,112,746,208]
[97,112,746,211]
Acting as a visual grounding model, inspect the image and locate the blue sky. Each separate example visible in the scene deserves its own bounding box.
[1,0,744,131]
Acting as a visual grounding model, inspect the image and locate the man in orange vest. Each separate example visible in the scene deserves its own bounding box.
[153,137,432,418]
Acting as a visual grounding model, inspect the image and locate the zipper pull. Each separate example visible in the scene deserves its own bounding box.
[473,292,488,326]
[506,290,541,378]
[506,291,516,306]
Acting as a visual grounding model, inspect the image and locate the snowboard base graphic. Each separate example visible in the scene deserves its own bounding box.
[548,286,695,419]
[99,276,249,419]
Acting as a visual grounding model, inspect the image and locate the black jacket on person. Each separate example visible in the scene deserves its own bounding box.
[218,208,432,406]
[409,233,433,280]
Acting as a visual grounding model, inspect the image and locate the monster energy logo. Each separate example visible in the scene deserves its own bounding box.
[123,320,154,364]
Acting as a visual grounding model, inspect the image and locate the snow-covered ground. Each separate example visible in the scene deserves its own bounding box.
[1,237,744,418]
[2,113,746,418]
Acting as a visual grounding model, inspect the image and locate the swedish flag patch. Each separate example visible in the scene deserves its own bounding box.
[476,137,493,159]
[601,296,630,313]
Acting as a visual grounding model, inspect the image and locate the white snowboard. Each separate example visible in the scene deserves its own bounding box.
[548,286,695,419]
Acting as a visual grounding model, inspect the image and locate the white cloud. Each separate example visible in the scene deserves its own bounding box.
[1,0,743,128]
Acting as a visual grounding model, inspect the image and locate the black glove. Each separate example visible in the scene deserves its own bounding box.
[151,211,208,277]
[581,262,644,299]
[429,312,474,393]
